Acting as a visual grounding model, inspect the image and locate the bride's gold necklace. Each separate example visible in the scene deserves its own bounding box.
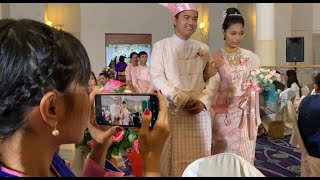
[220,47,243,85]
[220,47,241,65]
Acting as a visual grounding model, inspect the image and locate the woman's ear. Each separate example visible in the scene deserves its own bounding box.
[39,92,60,127]
[222,30,226,40]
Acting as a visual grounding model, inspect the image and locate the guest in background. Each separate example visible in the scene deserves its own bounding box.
[132,112,142,127]
[131,51,154,93]
[258,70,283,136]
[99,71,109,87]
[108,56,116,71]
[259,83,277,117]
[125,52,139,93]
[115,55,127,82]
[273,71,285,92]
[285,69,301,102]
[108,68,116,80]
[89,71,100,94]
[260,70,283,116]
[298,72,320,158]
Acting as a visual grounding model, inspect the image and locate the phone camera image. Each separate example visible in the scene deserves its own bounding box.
[95,93,159,128]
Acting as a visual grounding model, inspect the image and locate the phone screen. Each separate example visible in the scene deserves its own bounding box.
[95,93,159,128]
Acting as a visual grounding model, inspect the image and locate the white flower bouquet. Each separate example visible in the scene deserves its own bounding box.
[246,68,281,92]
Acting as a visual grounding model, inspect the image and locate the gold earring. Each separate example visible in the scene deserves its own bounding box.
[52,122,59,136]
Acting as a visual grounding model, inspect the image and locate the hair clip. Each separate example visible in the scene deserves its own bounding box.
[229,12,242,17]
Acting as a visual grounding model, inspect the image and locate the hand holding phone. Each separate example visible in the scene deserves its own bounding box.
[138,90,170,176]
[95,93,159,128]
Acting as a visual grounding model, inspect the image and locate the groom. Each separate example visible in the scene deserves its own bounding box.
[150,3,219,176]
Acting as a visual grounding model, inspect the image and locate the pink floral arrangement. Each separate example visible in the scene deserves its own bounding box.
[109,79,123,89]
[101,79,125,93]
[112,130,125,143]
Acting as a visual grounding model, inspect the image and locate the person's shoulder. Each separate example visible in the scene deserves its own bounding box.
[125,64,132,69]
[240,48,258,57]
[300,95,313,106]
[291,82,299,88]
[241,48,260,63]
[153,37,171,46]
[212,50,221,56]
[309,94,320,101]
[240,48,252,53]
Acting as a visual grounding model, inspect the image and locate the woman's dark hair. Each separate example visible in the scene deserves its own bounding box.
[0,19,91,140]
[222,8,245,40]
[122,101,126,104]
[129,52,138,59]
[138,51,148,57]
[119,55,125,62]
[315,72,320,86]
[90,71,97,85]
[286,69,301,96]
[99,72,109,79]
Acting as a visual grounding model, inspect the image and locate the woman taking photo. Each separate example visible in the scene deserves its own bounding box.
[0,18,169,177]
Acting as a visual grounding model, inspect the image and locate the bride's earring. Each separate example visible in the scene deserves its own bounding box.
[52,121,59,136]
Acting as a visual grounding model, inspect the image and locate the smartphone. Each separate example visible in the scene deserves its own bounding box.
[94,93,159,128]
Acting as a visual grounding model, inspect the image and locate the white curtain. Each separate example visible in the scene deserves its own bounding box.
[106,44,151,67]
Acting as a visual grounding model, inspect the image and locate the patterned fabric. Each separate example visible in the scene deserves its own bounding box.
[255,135,301,177]
[212,48,260,165]
[213,98,257,165]
[150,34,218,110]
[119,108,130,125]
[160,108,211,177]
[151,34,218,176]
[131,65,153,93]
